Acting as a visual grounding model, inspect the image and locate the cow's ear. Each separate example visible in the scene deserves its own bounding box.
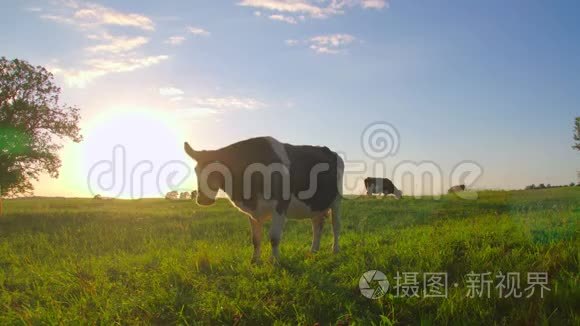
[184,142,203,161]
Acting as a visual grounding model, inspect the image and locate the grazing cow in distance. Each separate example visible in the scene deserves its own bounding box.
[448,184,466,194]
[191,190,198,200]
[184,136,344,263]
[165,191,179,200]
[364,177,402,199]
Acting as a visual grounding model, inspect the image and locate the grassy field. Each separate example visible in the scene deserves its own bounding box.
[0,188,578,324]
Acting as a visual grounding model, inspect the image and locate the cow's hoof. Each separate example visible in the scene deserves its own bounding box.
[269,255,280,265]
[251,257,262,265]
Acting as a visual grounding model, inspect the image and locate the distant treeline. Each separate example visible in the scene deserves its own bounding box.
[525,182,579,190]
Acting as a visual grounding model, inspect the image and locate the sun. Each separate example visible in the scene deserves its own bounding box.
[78,106,192,199]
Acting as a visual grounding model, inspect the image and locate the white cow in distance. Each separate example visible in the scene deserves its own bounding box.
[165,191,179,200]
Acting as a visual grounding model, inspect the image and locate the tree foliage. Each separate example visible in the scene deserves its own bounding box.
[0,57,82,196]
[573,117,580,151]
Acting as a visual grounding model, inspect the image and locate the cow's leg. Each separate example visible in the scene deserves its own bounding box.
[269,212,286,262]
[249,217,263,263]
[310,215,325,253]
[331,199,341,253]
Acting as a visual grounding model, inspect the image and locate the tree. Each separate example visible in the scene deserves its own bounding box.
[574,117,580,151]
[0,57,82,198]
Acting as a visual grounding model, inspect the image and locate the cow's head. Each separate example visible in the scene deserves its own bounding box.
[393,188,403,199]
[184,142,223,206]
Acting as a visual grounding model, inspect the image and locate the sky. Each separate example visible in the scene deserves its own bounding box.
[1,0,579,198]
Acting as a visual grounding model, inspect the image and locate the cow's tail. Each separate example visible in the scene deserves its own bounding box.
[335,152,344,197]
[184,142,199,160]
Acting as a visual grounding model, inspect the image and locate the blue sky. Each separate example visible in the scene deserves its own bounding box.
[1,0,579,197]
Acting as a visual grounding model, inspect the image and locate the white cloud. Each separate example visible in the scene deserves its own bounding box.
[309,45,340,54]
[86,55,169,73]
[24,7,43,12]
[360,0,388,9]
[75,6,153,30]
[39,0,154,30]
[165,36,186,45]
[188,26,210,36]
[33,0,168,87]
[52,55,169,88]
[176,96,266,119]
[191,97,266,110]
[310,34,356,47]
[268,14,297,24]
[288,34,356,54]
[48,67,104,88]
[309,33,356,54]
[331,0,389,10]
[177,107,220,118]
[40,14,76,25]
[159,87,185,96]
[285,39,300,46]
[238,0,387,21]
[238,0,331,18]
[159,86,265,113]
[86,33,149,53]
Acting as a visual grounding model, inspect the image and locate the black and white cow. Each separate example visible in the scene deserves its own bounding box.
[448,184,466,193]
[364,177,402,199]
[184,137,344,262]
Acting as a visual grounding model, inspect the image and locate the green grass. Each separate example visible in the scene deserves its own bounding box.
[0,188,578,324]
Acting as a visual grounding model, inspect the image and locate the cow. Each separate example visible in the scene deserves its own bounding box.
[364,177,402,199]
[448,184,466,194]
[165,191,179,200]
[184,136,344,263]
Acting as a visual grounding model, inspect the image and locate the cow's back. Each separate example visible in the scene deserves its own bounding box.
[284,143,342,212]
[218,137,342,217]
[365,177,396,194]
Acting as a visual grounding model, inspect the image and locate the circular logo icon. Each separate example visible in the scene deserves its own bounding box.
[360,121,400,159]
[359,270,389,299]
